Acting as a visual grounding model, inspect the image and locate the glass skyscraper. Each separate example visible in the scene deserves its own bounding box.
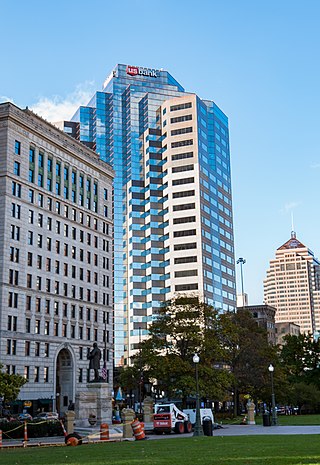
[67,64,236,366]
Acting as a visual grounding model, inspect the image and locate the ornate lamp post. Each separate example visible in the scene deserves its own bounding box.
[193,354,204,436]
[268,364,278,426]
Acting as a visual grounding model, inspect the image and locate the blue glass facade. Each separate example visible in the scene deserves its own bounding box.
[70,64,235,366]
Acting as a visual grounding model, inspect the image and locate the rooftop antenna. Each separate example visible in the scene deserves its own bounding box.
[291,212,296,239]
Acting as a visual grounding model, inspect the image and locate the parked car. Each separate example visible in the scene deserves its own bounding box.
[35,412,59,420]
[18,413,33,421]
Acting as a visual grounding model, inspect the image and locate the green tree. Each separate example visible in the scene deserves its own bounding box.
[221,309,280,413]
[288,382,320,413]
[280,333,320,385]
[123,297,234,406]
[0,364,26,403]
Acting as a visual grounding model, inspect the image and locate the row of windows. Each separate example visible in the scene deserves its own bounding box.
[174,229,196,238]
[172,151,193,161]
[170,102,192,112]
[174,242,197,251]
[24,300,110,321]
[175,269,198,278]
[172,164,194,174]
[173,190,195,199]
[171,127,193,136]
[173,202,195,212]
[171,139,193,148]
[27,213,109,242]
[12,184,110,229]
[24,256,110,283]
[24,317,109,341]
[175,283,198,291]
[174,256,197,264]
[172,177,194,186]
[173,216,195,225]
[170,114,192,124]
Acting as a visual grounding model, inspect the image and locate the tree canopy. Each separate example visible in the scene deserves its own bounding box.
[0,364,26,402]
[120,298,277,408]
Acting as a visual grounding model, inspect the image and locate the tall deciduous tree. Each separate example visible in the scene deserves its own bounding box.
[0,364,26,403]
[125,297,234,405]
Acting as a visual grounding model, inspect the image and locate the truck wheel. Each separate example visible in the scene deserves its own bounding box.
[184,421,192,433]
[174,422,184,434]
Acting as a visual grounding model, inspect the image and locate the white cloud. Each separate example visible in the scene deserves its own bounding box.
[281,201,302,214]
[310,162,320,169]
[30,81,95,123]
[0,95,15,104]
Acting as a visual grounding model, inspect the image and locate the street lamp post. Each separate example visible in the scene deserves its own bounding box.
[237,257,246,307]
[268,364,278,426]
[193,354,204,436]
[138,326,143,417]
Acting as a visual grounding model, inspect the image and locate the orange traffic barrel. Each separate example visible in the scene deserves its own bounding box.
[100,423,109,441]
[131,419,145,440]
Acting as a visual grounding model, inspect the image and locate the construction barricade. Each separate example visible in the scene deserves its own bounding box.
[131,419,145,440]
[100,423,109,441]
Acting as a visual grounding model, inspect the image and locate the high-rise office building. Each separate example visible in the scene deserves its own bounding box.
[264,231,320,335]
[66,64,236,365]
[0,103,113,416]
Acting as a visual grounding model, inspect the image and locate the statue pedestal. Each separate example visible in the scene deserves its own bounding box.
[75,383,112,427]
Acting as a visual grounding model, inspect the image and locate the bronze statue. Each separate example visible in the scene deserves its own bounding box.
[88,343,101,382]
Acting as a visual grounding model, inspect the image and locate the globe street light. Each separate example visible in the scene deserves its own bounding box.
[193,354,204,436]
[268,364,278,426]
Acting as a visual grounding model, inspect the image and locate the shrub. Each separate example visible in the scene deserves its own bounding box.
[0,419,64,439]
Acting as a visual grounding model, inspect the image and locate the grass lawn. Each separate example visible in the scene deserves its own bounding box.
[220,414,320,426]
[2,435,320,465]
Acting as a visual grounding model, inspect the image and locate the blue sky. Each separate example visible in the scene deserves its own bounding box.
[2,0,320,304]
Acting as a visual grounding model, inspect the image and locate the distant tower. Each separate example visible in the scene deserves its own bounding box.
[264,231,320,335]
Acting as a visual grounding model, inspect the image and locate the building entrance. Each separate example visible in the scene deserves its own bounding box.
[56,348,74,415]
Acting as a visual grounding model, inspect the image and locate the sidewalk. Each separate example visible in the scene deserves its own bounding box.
[2,424,320,447]
[213,424,320,436]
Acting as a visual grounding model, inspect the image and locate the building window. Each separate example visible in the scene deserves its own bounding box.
[24,366,29,380]
[38,193,44,207]
[29,147,35,162]
[35,319,40,334]
[14,161,20,176]
[44,343,49,357]
[44,367,49,382]
[12,181,21,198]
[25,341,30,356]
[11,203,21,219]
[29,189,34,203]
[170,102,192,112]
[35,342,40,356]
[26,318,31,333]
[9,247,19,263]
[15,140,21,155]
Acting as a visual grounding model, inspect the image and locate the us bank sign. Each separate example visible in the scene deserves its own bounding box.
[126,65,158,78]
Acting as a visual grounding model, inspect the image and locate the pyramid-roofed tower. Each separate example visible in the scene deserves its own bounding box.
[264,231,320,336]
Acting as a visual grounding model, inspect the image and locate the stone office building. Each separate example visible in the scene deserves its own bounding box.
[0,103,113,416]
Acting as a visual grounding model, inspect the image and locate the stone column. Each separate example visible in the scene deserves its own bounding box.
[122,408,135,439]
[143,396,154,423]
[65,410,75,434]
